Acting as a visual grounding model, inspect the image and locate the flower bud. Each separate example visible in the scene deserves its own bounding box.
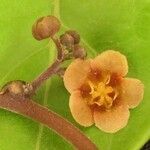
[73,45,87,59]
[60,33,74,49]
[32,16,61,40]
[65,30,80,44]
[0,80,33,97]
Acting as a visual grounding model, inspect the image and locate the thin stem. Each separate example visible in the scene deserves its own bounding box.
[0,94,98,150]
[31,59,61,92]
[31,36,65,93]
[51,36,64,60]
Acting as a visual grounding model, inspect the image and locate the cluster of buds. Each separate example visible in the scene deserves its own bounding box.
[32,15,86,59]
[60,30,86,59]
[0,15,87,98]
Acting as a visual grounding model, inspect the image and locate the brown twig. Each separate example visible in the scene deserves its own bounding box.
[0,94,98,150]
[31,59,61,92]
[31,36,65,93]
[51,36,64,60]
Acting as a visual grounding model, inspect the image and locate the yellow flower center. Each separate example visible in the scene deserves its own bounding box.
[87,75,118,109]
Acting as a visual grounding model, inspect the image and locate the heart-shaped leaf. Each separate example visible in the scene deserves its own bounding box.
[0,0,149,150]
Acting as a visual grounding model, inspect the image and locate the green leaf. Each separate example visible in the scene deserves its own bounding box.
[0,0,149,150]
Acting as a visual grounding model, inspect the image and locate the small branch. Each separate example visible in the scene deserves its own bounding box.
[31,59,61,92]
[51,36,64,60]
[31,37,65,93]
[0,94,98,150]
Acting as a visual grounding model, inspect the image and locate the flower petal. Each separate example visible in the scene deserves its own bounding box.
[120,78,144,108]
[64,59,91,93]
[94,101,130,133]
[69,91,94,127]
[91,50,128,76]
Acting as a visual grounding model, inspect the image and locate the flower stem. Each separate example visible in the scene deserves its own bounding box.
[31,59,61,92]
[0,94,97,150]
[51,36,64,60]
[31,36,65,93]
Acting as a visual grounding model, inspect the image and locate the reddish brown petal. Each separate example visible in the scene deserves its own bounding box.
[64,59,91,93]
[94,101,130,133]
[91,50,128,76]
[69,91,94,127]
[120,78,144,108]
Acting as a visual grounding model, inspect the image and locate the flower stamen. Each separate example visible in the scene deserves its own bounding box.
[87,75,118,108]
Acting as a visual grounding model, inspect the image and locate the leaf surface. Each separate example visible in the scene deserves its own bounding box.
[0,0,150,150]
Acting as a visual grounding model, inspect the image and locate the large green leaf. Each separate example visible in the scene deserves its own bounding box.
[0,0,149,150]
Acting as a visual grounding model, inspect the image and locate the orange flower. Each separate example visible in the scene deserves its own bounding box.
[63,50,144,133]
